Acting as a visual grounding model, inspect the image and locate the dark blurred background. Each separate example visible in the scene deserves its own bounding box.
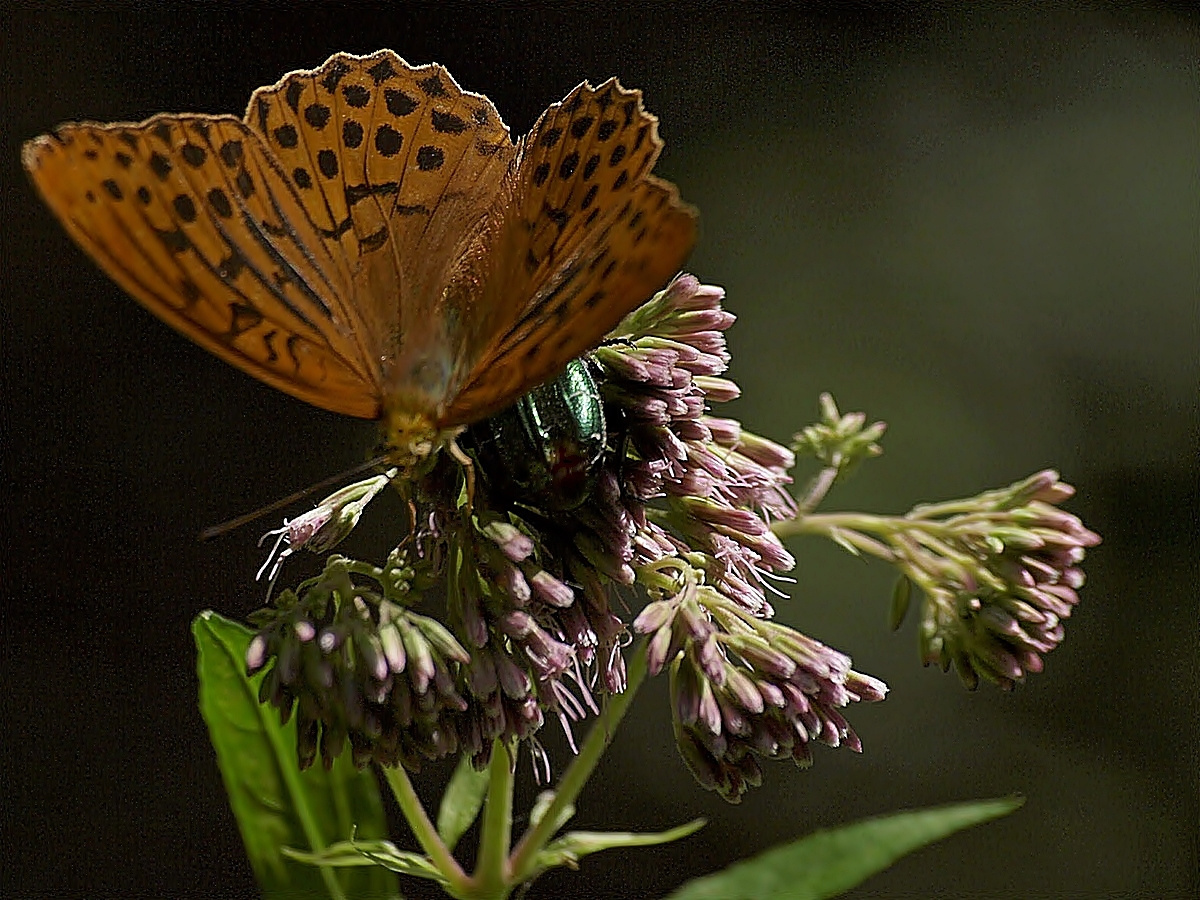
[3,3,1196,898]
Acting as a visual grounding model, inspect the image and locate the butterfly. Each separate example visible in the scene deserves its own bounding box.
[22,49,697,467]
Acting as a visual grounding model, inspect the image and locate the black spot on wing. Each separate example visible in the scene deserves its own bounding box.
[343,84,370,108]
[321,59,352,93]
[368,58,397,84]
[285,81,304,112]
[385,88,418,117]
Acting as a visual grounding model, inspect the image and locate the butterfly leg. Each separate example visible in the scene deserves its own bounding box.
[448,438,477,513]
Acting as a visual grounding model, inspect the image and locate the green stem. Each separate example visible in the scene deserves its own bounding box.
[796,464,839,517]
[774,511,898,561]
[508,642,650,882]
[776,510,901,539]
[473,740,516,896]
[381,764,468,890]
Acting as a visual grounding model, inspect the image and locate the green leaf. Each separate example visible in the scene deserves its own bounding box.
[436,754,490,852]
[534,819,706,876]
[194,611,400,900]
[529,789,574,832]
[827,527,862,557]
[889,575,912,631]
[667,798,1024,900]
[286,840,445,881]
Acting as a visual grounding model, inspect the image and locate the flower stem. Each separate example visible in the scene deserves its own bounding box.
[381,764,468,889]
[473,740,516,896]
[775,510,900,560]
[796,465,840,517]
[508,641,650,882]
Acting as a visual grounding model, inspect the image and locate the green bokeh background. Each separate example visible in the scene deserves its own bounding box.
[4,4,1195,897]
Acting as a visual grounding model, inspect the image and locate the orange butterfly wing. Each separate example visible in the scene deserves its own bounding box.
[246,50,517,409]
[23,53,696,436]
[22,115,381,418]
[442,78,697,426]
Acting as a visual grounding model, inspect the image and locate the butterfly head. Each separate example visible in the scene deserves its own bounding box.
[381,402,450,470]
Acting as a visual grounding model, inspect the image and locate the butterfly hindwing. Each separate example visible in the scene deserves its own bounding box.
[23,116,381,417]
[442,79,697,425]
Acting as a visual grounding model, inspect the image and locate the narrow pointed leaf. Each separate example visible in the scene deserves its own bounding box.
[889,575,913,631]
[668,798,1024,900]
[530,789,575,832]
[437,755,490,851]
[535,819,706,873]
[828,527,862,557]
[285,840,445,881]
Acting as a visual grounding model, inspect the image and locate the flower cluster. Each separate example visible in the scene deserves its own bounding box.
[635,559,887,802]
[906,471,1101,690]
[599,276,799,615]
[244,275,887,791]
[778,458,1101,692]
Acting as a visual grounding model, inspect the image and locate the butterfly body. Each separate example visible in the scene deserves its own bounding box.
[23,51,696,471]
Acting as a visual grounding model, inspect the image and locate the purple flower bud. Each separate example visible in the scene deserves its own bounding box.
[735,641,797,681]
[678,351,730,377]
[668,467,714,498]
[660,308,737,336]
[458,577,489,649]
[1010,469,1075,506]
[674,419,712,442]
[685,498,768,535]
[492,646,532,699]
[646,619,677,676]
[704,416,742,444]
[495,560,531,604]
[674,659,703,727]
[633,598,676,634]
[1036,584,1080,617]
[717,694,752,736]
[846,671,888,703]
[697,678,723,736]
[658,276,720,310]
[480,520,534,562]
[688,444,731,479]
[736,431,797,471]
[380,625,406,674]
[741,531,796,572]
[724,667,765,714]
[246,634,269,674]
[757,680,786,709]
[528,569,575,607]
[694,634,726,683]
[399,623,435,694]
[660,274,709,311]
[317,626,342,654]
[626,392,673,424]
[979,606,1024,639]
[413,615,471,665]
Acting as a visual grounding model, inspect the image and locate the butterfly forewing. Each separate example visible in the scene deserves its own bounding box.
[23,115,381,417]
[442,79,697,425]
[248,51,517,392]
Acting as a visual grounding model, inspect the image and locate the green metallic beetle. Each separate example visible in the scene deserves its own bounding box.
[465,358,607,512]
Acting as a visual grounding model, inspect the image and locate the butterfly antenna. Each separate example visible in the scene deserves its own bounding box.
[198,454,392,541]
